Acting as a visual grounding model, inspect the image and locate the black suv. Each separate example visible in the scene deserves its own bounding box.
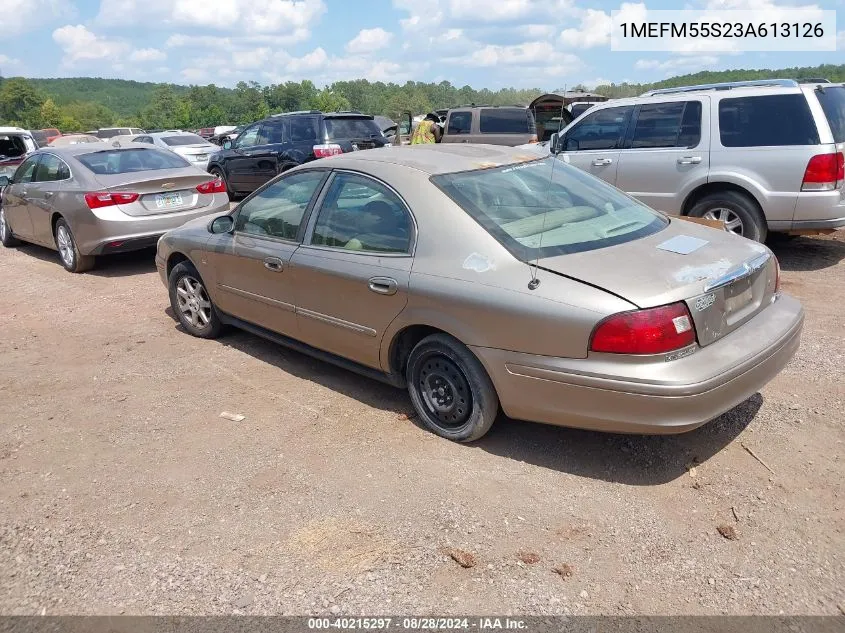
[208,111,388,198]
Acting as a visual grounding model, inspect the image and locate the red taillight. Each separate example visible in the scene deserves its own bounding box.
[196,179,226,194]
[590,302,696,355]
[801,152,844,191]
[313,143,343,158]
[84,192,140,209]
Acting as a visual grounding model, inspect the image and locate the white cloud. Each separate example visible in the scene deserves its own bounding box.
[346,28,393,54]
[0,54,23,67]
[96,0,326,35]
[129,48,166,62]
[580,77,612,89]
[559,9,611,48]
[3,0,74,33]
[52,25,130,64]
[635,55,720,73]
[837,30,845,48]
[459,41,581,72]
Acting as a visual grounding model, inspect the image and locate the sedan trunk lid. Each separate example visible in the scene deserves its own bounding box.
[92,170,218,217]
[536,219,778,346]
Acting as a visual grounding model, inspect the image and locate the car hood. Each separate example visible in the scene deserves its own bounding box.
[536,218,778,346]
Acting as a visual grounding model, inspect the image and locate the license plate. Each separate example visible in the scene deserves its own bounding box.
[155,192,183,208]
[725,287,753,314]
[194,154,207,161]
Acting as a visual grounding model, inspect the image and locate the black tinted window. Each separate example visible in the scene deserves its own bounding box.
[719,94,819,147]
[324,118,381,140]
[564,106,633,151]
[98,129,122,139]
[235,171,324,240]
[160,134,208,146]
[815,86,845,143]
[631,101,701,148]
[447,112,472,135]
[34,154,69,182]
[479,108,534,134]
[261,119,287,144]
[312,173,411,254]
[78,148,189,174]
[290,117,320,143]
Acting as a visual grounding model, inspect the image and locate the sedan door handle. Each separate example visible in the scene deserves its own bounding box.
[368,277,398,296]
[263,257,284,272]
[44,192,54,199]
[677,156,702,165]
[591,158,613,166]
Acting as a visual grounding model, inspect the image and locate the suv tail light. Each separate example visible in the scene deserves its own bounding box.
[590,302,696,355]
[313,143,343,158]
[196,179,226,194]
[801,152,844,191]
[84,192,140,209]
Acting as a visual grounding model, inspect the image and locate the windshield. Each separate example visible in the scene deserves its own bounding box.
[432,158,667,258]
[161,134,208,146]
[77,148,189,174]
[324,118,382,140]
[815,86,845,143]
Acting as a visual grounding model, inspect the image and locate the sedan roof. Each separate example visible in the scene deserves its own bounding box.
[322,144,544,175]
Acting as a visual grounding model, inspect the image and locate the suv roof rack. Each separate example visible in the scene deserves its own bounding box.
[271,110,322,117]
[641,78,799,96]
[797,78,831,84]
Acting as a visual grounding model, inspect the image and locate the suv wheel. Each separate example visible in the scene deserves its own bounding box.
[54,219,95,273]
[168,261,223,339]
[688,191,767,242]
[406,333,499,442]
[209,167,234,201]
[0,208,20,247]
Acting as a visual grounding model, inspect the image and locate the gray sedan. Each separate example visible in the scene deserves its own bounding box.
[155,145,803,441]
[0,144,229,272]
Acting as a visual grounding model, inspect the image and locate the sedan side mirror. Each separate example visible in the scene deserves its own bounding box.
[209,215,234,234]
[0,176,10,187]
[222,140,233,150]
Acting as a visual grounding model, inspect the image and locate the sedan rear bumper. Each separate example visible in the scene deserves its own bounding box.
[471,294,803,434]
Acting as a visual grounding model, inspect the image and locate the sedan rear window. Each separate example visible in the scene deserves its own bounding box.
[324,117,382,140]
[432,158,667,258]
[77,148,189,174]
[161,134,209,146]
[814,86,845,143]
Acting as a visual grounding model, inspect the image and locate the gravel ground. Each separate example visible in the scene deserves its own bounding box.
[0,232,843,616]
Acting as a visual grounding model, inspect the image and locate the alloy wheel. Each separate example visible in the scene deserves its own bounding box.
[176,275,212,329]
[56,225,74,265]
[703,207,743,235]
[416,354,473,429]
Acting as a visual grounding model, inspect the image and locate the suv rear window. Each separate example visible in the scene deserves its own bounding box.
[814,86,845,143]
[324,117,382,140]
[0,135,27,158]
[719,94,820,147]
[479,108,535,134]
[432,158,666,258]
[77,148,189,174]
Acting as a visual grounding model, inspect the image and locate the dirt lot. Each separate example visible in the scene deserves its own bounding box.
[0,232,843,616]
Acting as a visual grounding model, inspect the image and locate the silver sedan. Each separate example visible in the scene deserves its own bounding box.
[0,143,229,272]
[131,131,220,171]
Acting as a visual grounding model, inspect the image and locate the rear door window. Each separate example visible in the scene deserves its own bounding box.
[479,108,534,134]
[563,105,634,151]
[33,154,70,181]
[814,85,845,143]
[447,112,472,135]
[261,118,288,145]
[719,94,820,147]
[290,117,320,143]
[630,101,702,148]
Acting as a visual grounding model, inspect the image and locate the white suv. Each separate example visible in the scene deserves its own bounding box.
[0,127,38,180]
[547,79,845,242]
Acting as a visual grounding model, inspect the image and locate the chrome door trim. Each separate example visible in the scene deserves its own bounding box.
[218,284,294,312]
[296,307,377,337]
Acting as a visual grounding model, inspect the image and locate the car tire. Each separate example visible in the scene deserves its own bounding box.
[209,167,234,201]
[168,261,223,339]
[406,333,499,442]
[688,190,767,243]
[54,219,94,273]
[0,207,21,247]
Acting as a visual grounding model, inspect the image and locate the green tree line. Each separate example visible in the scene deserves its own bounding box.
[1,63,843,132]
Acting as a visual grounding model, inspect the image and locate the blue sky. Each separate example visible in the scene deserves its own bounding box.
[1,0,843,89]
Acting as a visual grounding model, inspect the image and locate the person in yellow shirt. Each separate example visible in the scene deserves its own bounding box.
[410,113,442,144]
